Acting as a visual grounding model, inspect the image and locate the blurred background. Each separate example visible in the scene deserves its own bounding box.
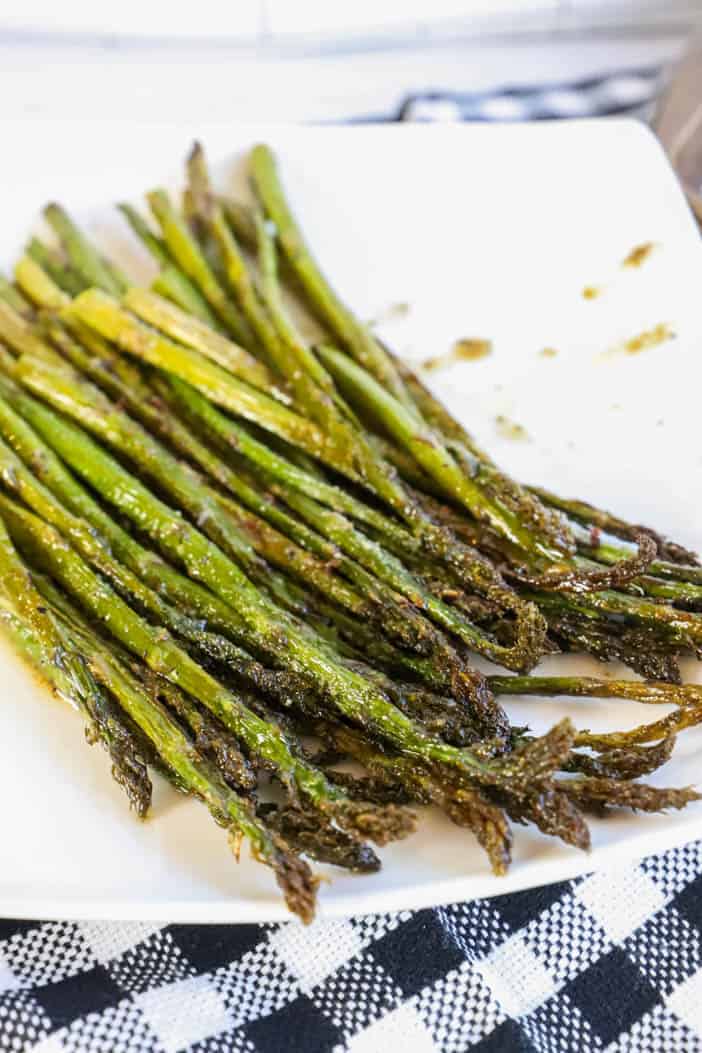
[0,1,700,210]
[0,1,697,121]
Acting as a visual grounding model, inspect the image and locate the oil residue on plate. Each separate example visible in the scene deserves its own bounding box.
[622,322,675,354]
[598,323,675,360]
[421,338,492,372]
[539,347,559,359]
[622,242,656,268]
[369,302,411,327]
[582,285,601,300]
[495,415,529,441]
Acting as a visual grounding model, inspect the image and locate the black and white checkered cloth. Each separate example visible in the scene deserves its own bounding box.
[2,839,702,1052]
[397,68,665,124]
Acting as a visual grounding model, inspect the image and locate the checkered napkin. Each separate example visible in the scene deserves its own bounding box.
[2,839,702,1052]
[396,68,664,124]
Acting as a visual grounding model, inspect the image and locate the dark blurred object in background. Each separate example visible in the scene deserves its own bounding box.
[656,33,702,222]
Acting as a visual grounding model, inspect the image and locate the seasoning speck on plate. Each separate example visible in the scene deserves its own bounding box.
[539,347,559,359]
[421,338,492,372]
[582,285,601,300]
[369,302,411,327]
[495,415,529,441]
[623,242,656,268]
[622,323,675,354]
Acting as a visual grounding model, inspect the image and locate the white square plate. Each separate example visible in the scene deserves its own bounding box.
[1,119,701,922]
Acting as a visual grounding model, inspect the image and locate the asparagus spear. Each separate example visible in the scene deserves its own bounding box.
[14,354,449,642]
[575,702,702,750]
[26,237,87,296]
[46,560,379,874]
[0,374,338,699]
[146,188,254,346]
[13,355,304,584]
[43,203,127,295]
[0,425,283,690]
[0,274,32,316]
[0,300,64,361]
[188,143,375,475]
[0,407,573,794]
[122,287,282,395]
[253,203,346,406]
[0,512,152,816]
[531,485,700,567]
[116,202,219,324]
[249,143,414,410]
[317,344,562,561]
[316,720,513,875]
[163,374,547,671]
[0,494,418,841]
[523,587,702,652]
[67,289,362,478]
[247,146,580,565]
[42,585,320,922]
[187,144,284,369]
[31,309,450,657]
[50,315,523,678]
[389,351,700,593]
[20,333,532,684]
[15,255,70,311]
[162,170,568,568]
[489,674,702,707]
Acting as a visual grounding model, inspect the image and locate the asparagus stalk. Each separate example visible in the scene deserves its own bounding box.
[187,145,284,368]
[122,287,283,396]
[117,202,219,324]
[253,204,346,405]
[489,674,702,708]
[389,350,699,592]
[0,426,281,686]
[523,587,702,651]
[317,720,513,875]
[0,274,32,316]
[45,311,513,681]
[188,143,376,482]
[0,405,572,793]
[163,374,546,624]
[26,237,87,296]
[0,512,152,816]
[317,344,562,561]
[531,484,700,567]
[0,375,334,697]
[0,300,64,361]
[146,188,254,346]
[43,203,127,295]
[15,255,70,311]
[0,494,418,839]
[150,377,543,674]
[67,289,361,478]
[249,143,414,410]
[43,586,319,921]
[29,309,440,655]
[44,568,384,872]
[14,354,432,632]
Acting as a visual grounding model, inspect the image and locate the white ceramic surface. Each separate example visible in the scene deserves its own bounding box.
[1,120,701,923]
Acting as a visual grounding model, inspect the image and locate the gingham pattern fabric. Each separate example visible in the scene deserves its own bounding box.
[397,68,664,124]
[2,840,702,1052]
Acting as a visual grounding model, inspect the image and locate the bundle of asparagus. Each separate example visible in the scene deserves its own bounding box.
[0,142,700,922]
